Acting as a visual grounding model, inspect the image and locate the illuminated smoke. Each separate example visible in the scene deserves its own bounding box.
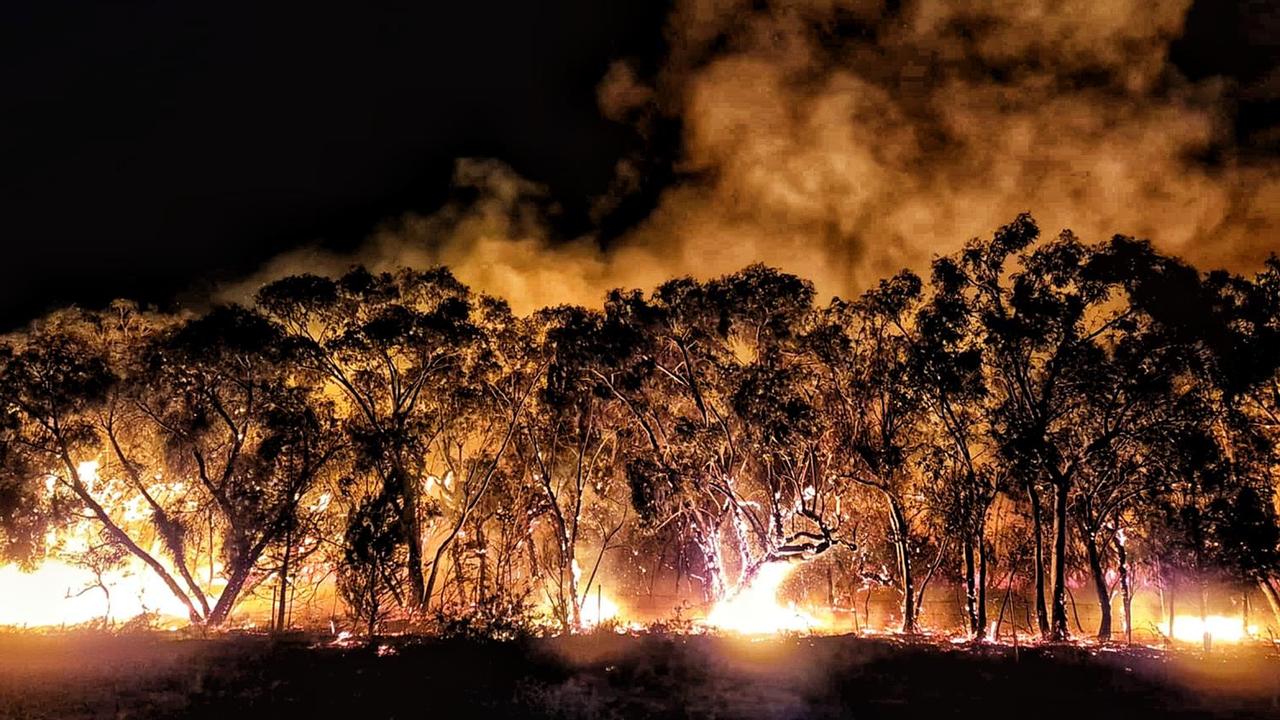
[228,0,1277,310]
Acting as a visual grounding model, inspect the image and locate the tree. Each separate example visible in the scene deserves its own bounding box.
[809,272,928,633]
[953,215,1165,641]
[251,389,345,632]
[601,266,850,609]
[910,256,997,639]
[0,303,342,628]
[338,478,405,637]
[1191,260,1280,624]
[418,296,544,616]
[133,305,335,625]
[1110,245,1280,629]
[518,305,627,631]
[257,267,485,613]
[0,309,213,624]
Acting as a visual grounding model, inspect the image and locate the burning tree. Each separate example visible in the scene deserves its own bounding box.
[514,305,629,631]
[590,266,852,616]
[0,216,1277,641]
[0,303,339,627]
[256,267,491,616]
[807,272,932,634]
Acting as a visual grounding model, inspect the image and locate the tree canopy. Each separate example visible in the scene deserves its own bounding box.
[1,216,1278,642]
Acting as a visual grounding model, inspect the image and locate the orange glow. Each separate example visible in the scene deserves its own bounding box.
[578,590,620,628]
[703,562,819,635]
[1169,615,1257,644]
[0,559,191,627]
[0,460,200,628]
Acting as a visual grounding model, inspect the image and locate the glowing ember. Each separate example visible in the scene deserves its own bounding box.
[1169,615,1257,644]
[704,562,818,635]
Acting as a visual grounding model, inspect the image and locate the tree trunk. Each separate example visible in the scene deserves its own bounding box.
[1116,535,1132,644]
[963,537,980,638]
[476,524,487,605]
[977,536,989,639]
[1025,482,1050,637]
[424,528,460,616]
[451,543,469,605]
[695,524,726,602]
[569,552,583,631]
[1048,479,1070,641]
[1082,527,1111,641]
[886,494,915,634]
[1199,581,1210,653]
[207,563,253,627]
[206,528,280,628]
[1258,576,1280,629]
[399,468,427,612]
[1242,588,1249,638]
[275,528,292,633]
[366,566,380,638]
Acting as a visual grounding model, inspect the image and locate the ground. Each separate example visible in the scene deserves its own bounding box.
[0,631,1276,719]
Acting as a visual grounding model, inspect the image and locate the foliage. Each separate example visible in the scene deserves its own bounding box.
[0,219,1277,642]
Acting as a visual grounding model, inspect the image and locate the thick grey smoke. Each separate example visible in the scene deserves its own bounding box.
[230,0,1278,311]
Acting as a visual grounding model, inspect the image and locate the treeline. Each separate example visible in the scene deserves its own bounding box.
[1,214,1278,641]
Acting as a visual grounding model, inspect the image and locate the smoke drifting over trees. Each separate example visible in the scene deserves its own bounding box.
[3,215,1279,642]
[1,0,1277,644]
[231,0,1277,319]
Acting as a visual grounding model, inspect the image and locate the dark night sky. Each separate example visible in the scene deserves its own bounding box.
[0,0,1275,330]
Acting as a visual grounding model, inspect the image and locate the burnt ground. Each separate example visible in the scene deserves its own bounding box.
[0,631,1276,719]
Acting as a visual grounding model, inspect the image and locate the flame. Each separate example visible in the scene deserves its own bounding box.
[578,590,620,628]
[0,459,198,627]
[0,559,192,627]
[1168,615,1257,644]
[704,561,819,635]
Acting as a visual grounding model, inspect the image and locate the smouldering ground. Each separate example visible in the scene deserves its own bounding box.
[0,631,1277,719]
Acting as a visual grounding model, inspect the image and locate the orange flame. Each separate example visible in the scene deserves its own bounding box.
[1169,615,1257,644]
[0,560,192,627]
[704,562,820,635]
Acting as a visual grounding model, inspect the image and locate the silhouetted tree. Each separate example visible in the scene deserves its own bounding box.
[910,256,997,639]
[0,217,1275,639]
[257,268,484,614]
[951,216,1171,641]
[517,305,628,630]
[810,272,928,633]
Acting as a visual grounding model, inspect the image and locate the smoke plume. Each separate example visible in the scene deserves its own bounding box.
[229,0,1278,312]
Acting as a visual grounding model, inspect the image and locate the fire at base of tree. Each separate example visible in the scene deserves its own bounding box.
[2,215,1280,660]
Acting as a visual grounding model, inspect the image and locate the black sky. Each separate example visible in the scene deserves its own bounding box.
[0,1,669,328]
[0,0,1275,330]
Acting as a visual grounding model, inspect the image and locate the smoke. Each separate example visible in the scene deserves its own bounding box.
[228,0,1278,311]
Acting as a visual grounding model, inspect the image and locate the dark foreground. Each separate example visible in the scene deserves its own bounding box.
[0,632,1277,719]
